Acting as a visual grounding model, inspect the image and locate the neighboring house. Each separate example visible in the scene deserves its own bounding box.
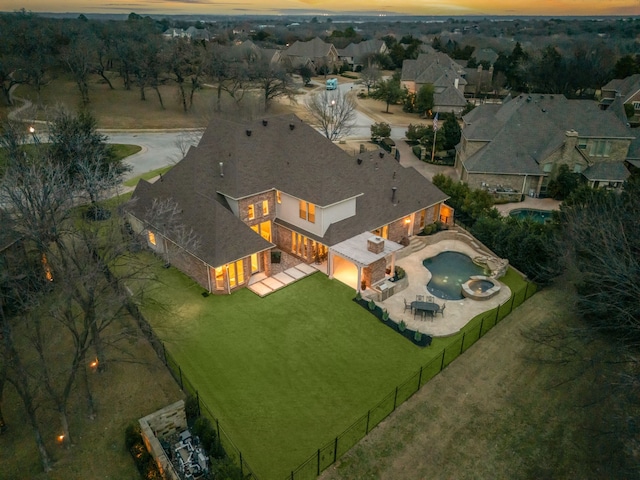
[226,40,281,65]
[125,114,451,295]
[474,48,498,66]
[463,65,495,99]
[625,135,640,174]
[401,52,468,114]
[456,93,636,196]
[599,73,640,124]
[162,27,211,41]
[282,37,340,73]
[337,39,388,71]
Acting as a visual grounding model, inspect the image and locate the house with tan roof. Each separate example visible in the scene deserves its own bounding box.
[401,52,468,114]
[456,94,636,197]
[337,39,388,71]
[125,115,451,295]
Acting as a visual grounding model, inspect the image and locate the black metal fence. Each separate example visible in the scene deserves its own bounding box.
[131,275,536,480]
[285,280,537,480]
[129,306,260,480]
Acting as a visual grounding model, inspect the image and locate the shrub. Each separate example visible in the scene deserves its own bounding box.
[355,291,362,301]
[382,309,389,321]
[398,320,407,332]
[368,299,376,310]
[212,456,245,480]
[412,144,422,159]
[414,330,423,342]
[124,423,163,479]
[185,395,200,427]
[394,266,406,280]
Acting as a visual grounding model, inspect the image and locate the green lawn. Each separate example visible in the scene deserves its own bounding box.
[123,165,174,187]
[142,265,529,480]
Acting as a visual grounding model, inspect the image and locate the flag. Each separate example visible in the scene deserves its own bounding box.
[432,112,439,132]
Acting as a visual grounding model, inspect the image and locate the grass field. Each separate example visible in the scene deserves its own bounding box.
[142,263,529,480]
[123,165,174,187]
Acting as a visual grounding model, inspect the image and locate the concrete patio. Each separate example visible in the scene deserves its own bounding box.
[372,239,512,337]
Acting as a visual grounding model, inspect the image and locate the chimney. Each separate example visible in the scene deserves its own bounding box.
[246,129,252,136]
[357,157,363,165]
[219,162,224,177]
[289,123,295,130]
[391,186,397,204]
[262,119,268,126]
[454,78,459,89]
[367,236,385,254]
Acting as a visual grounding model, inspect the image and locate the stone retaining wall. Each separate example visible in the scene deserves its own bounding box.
[139,400,187,480]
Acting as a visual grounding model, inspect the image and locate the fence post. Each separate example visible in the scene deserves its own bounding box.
[196,391,201,417]
[460,333,466,354]
[393,387,398,411]
[524,282,529,299]
[495,307,500,325]
[366,410,371,434]
[240,452,243,476]
[317,449,320,475]
[162,342,167,365]
[291,471,294,480]
[440,348,446,371]
[479,318,485,338]
[418,366,423,390]
[510,292,516,311]
[333,437,338,462]
[216,419,220,450]
[179,366,183,389]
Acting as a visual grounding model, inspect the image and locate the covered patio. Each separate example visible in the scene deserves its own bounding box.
[328,233,403,292]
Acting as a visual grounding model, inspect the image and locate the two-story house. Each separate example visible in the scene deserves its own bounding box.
[456,94,636,196]
[281,37,341,74]
[401,51,468,114]
[125,115,451,295]
[599,73,640,126]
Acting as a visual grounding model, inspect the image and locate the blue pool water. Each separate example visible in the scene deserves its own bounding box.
[423,251,486,300]
[509,208,553,223]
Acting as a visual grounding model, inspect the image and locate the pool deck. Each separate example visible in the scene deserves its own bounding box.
[494,196,561,216]
[373,240,512,337]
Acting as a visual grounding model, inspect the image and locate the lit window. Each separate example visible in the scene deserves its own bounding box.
[148,231,156,245]
[299,200,307,220]
[248,204,255,220]
[589,139,611,157]
[276,191,281,204]
[251,254,259,273]
[215,267,224,290]
[262,200,269,216]
[308,203,315,223]
[299,200,316,223]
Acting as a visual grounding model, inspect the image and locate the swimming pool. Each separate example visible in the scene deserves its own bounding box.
[423,251,487,300]
[509,208,553,223]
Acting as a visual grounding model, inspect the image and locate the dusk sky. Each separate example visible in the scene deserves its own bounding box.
[3,0,640,16]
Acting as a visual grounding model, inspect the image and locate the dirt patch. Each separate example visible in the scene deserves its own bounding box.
[319,283,613,480]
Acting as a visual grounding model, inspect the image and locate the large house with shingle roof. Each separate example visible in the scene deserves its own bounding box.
[600,74,640,125]
[456,93,636,196]
[282,37,340,74]
[125,115,451,295]
[337,39,388,71]
[401,52,468,114]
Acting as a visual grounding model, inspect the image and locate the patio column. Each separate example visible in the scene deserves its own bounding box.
[328,251,334,279]
[356,266,362,292]
[388,253,396,277]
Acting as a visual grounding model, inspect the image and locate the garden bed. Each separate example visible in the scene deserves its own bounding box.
[353,297,432,347]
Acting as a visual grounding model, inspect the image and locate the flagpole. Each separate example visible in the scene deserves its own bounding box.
[431,112,438,163]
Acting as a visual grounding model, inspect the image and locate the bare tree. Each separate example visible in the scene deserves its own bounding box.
[305,89,357,141]
[360,66,381,94]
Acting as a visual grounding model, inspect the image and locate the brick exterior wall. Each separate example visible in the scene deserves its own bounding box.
[238,191,277,229]
[387,217,411,244]
[362,257,387,288]
[164,239,211,291]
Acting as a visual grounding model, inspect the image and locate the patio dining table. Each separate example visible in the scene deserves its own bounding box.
[411,301,439,318]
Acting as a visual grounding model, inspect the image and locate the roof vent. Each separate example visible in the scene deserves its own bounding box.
[391,186,397,204]
[379,151,384,158]
[246,129,252,136]
[289,123,295,130]
[262,119,268,126]
[219,162,224,177]
[357,158,363,165]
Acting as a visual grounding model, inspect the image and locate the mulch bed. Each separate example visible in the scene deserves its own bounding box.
[354,298,432,347]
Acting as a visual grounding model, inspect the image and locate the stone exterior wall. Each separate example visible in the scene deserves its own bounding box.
[139,400,187,480]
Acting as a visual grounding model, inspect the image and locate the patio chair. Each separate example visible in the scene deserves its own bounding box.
[435,303,446,316]
[416,294,424,302]
[404,298,412,312]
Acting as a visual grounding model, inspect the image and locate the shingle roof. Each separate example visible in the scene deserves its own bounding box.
[128,114,448,263]
[434,85,467,108]
[462,94,635,175]
[583,162,630,182]
[601,74,640,102]
[338,40,385,64]
[284,37,334,59]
